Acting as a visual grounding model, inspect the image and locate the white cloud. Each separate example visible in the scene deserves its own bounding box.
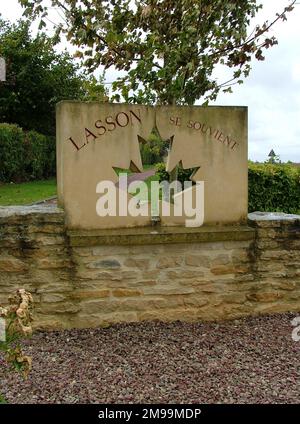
[214,0,300,162]
[0,0,22,22]
[292,63,300,82]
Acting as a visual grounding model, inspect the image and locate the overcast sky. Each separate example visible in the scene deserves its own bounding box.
[0,0,299,162]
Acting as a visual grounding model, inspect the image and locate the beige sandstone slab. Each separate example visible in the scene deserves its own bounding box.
[57,102,154,229]
[57,102,248,229]
[156,106,248,225]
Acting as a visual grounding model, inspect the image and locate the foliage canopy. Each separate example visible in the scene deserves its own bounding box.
[0,18,106,134]
[18,0,296,105]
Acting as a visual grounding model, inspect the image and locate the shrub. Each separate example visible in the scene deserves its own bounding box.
[140,132,169,165]
[0,123,56,182]
[155,162,170,182]
[155,162,196,186]
[248,162,300,214]
[24,131,48,180]
[44,136,56,178]
[0,124,25,182]
[177,166,197,186]
[155,162,300,214]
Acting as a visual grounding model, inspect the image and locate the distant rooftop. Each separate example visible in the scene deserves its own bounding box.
[268,149,276,157]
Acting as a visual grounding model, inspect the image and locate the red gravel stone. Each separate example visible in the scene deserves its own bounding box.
[1,313,299,404]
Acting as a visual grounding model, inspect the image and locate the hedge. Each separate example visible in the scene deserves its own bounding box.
[1,123,299,215]
[155,162,300,214]
[0,124,24,182]
[0,123,56,183]
[248,162,300,214]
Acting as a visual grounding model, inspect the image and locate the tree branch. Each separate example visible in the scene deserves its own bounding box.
[208,0,296,60]
[55,0,162,69]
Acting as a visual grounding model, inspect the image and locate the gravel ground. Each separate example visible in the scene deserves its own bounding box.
[1,313,299,404]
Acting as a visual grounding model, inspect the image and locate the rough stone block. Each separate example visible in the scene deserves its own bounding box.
[41,293,67,303]
[124,258,150,270]
[246,291,283,303]
[211,254,230,266]
[38,302,80,314]
[166,270,205,279]
[38,258,73,270]
[185,255,211,267]
[156,257,182,268]
[0,258,29,272]
[210,264,249,275]
[137,307,201,322]
[71,289,110,299]
[87,259,121,269]
[112,288,142,297]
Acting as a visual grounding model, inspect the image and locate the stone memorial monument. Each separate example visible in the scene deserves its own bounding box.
[0,102,299,330]
[57,102,247,229]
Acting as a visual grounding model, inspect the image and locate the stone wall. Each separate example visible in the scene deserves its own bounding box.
[0,206,299,329]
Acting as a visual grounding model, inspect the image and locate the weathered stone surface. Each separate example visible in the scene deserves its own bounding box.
[224,240,252,249]
[182,296,209,308]
[68,225,255,246]
[33,318,68,330]
[221,293,247,304]
[36,235,66,246]
[260,250,291,260]
[27,224,65,234]
[87,259,121,269]
[129,280,157,287]
[271,281,297,291]
[75,270,121,281]
[247,291,283,303]
[249,211,300,223]
[41,294,67,303]
[80,300,114,314]
[124,258,150,269]
[37,302,80,314]
[71,289,110,299]
[0,207,299,329]
[0,205,64,222]
[232,249,250,263]
[256,262,285,272]
[80,298,170,314]
[210,265,248,275]
[288,240,300,249]
[143,286,195,296]
[253,301,300,314]
[112,288,142,297]
[185,255,210,267]
[286,291,300,301]
[156,257,182,268]
[179,278,211,287]
[211,254,230,266]
[38,258,73,270]
[77,268,128,282]
[141,270,160,280]
[166,270,205,279]
[0,258,29,272]
[256,229,278,239]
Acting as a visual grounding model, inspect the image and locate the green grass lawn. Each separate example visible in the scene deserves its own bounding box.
[0,179,57,206]
[1,174,299,215]
[0,167,156,207]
